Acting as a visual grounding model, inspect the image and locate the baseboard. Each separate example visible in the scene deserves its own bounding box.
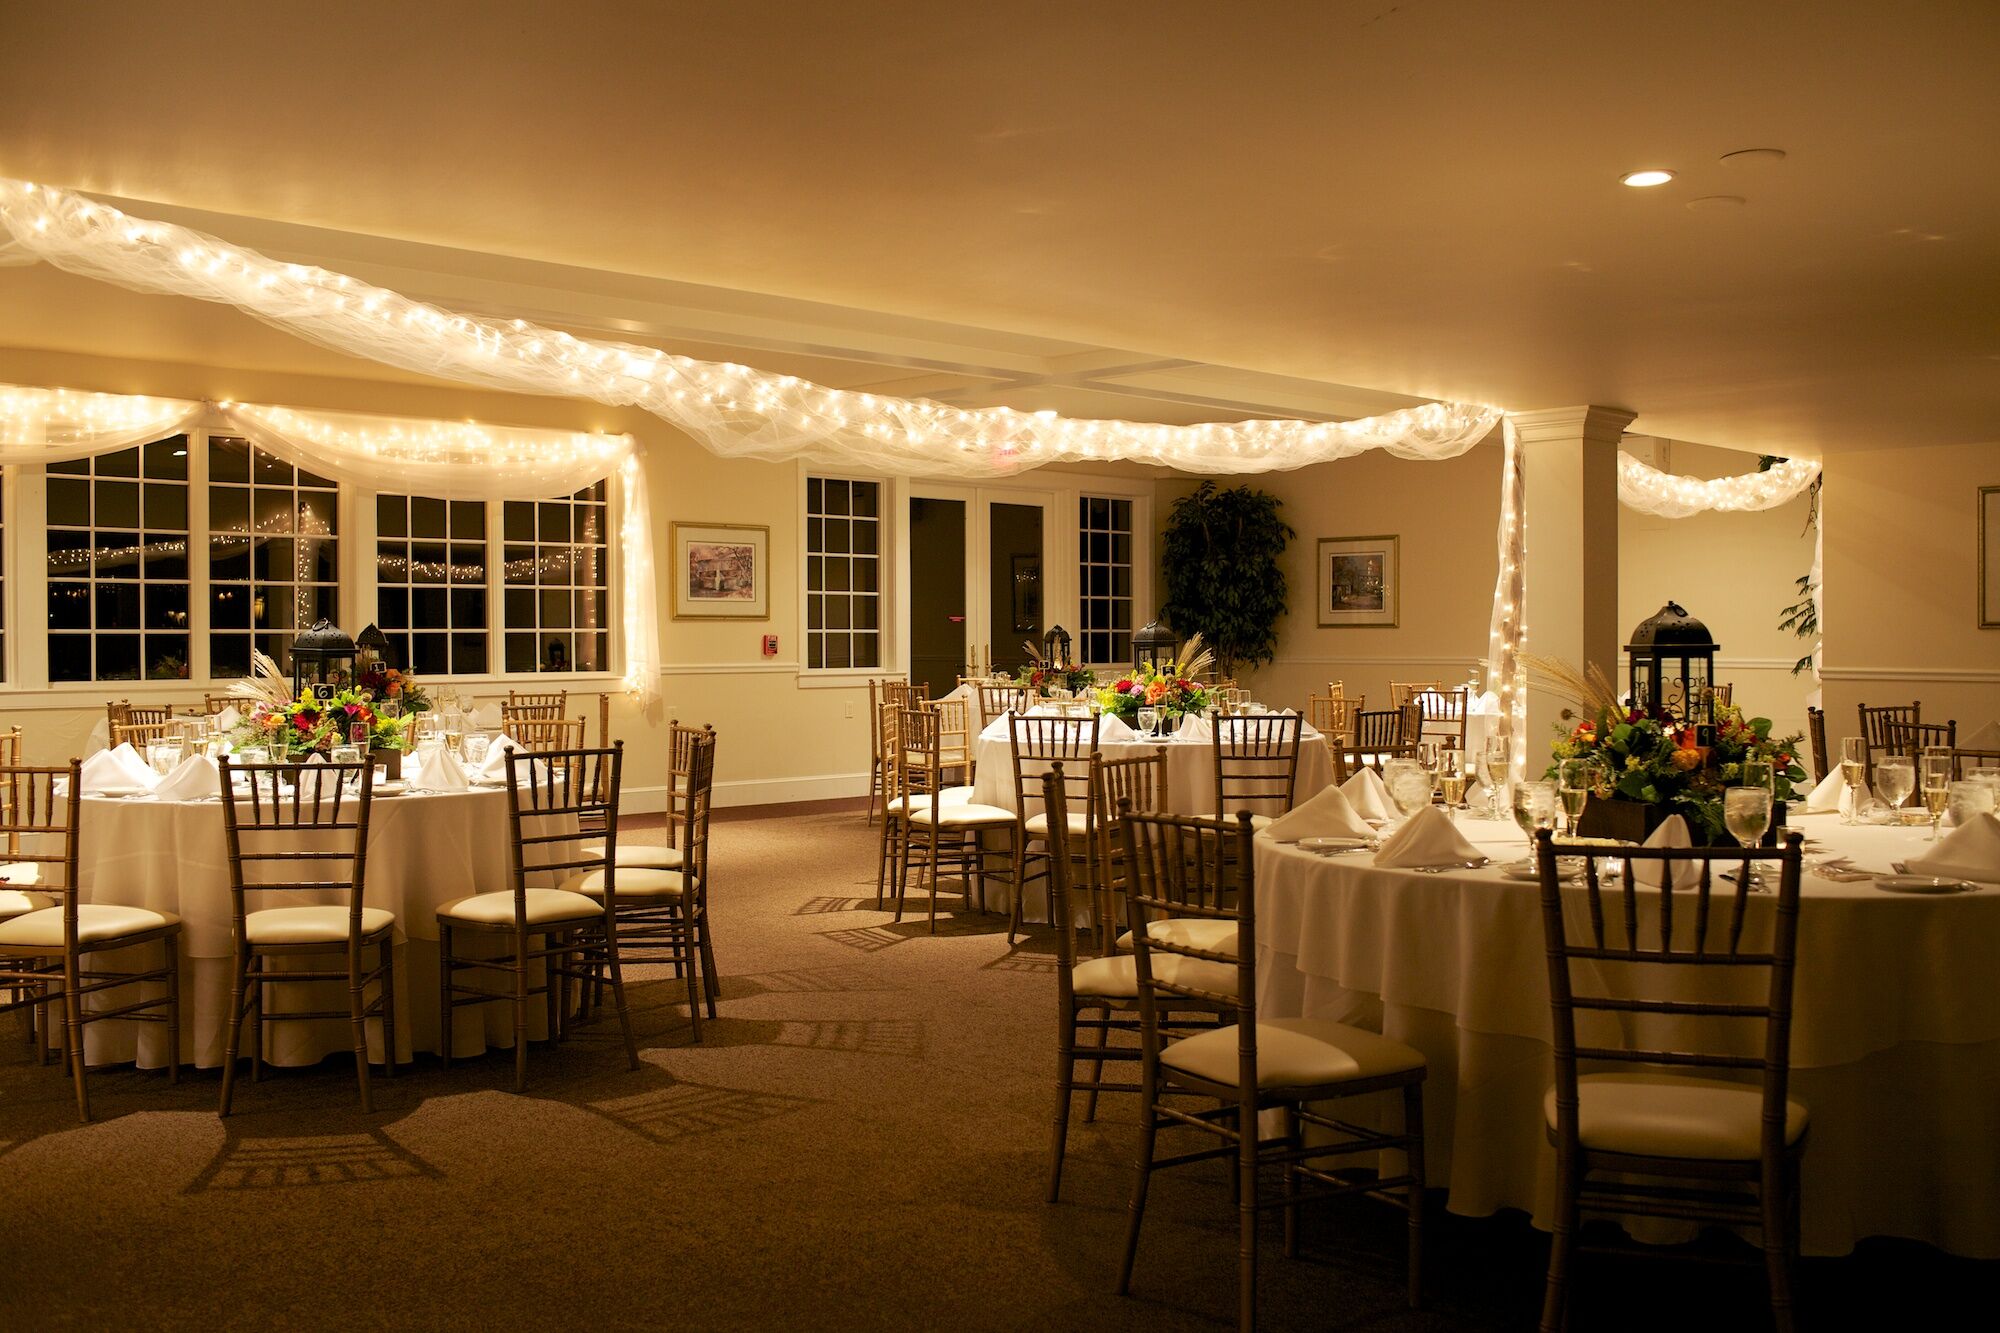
[712,770,871,808]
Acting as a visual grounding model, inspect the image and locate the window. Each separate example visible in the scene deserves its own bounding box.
[804,477,881,670]
[503,481,609,674]
[46,438,191,682]
[0,472,6,681]
[208,437,340,677]
[376,494,489,676]
[1078,495,1134,665]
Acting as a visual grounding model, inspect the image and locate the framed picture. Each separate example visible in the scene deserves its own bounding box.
[1317,535,1399,628]
[671,522,770,620]
[1982,486,2000,629]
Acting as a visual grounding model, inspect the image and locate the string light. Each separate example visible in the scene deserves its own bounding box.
[1483,419,1528,783]
[1618,451,1819,517]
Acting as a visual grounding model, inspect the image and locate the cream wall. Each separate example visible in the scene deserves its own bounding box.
[1157,443,1505,713]
[1820,439,2000,747]
[1618,439,1818,748]
[0,347,1171,808]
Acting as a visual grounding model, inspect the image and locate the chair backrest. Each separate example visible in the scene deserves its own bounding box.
[1713,682,1734,709]
[1805,706,1828,783]
[1885,717,1956,767]
[502,743,623,906]
[502,701,568,736]
[0,761,81,917]
[1307,693,1362,741]
[1010,712,1100,830]
[0,730,22,847]
[1388,680,1440,709]
[1211,713,1303,817]
[1857,701,1921,779]
[508,716,588,751]
[1117,805,1253,1052]
[506,689,569,718]
[217,756,374,940]
[664,720,716,849]
[111,720,175,751]
[1094,749,1169,829]
[109,701,175,731]
[874,700,902,818]
[198,694,239,716]
[1041,767,1087,973]
[897,706,948,807]
[1951,747,2000,780]
[932,696,974,776]
[1351,706,1409,749]
[978,682,1031,727]
[1414,687,1470,749]
[1535,828,1804,1165]
[677,730,718,912]
[881,680,929,715]
[1324,680,1345,701]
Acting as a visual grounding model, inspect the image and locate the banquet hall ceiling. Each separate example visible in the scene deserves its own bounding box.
[1,1,1996,455]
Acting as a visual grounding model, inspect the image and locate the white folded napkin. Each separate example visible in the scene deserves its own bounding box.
[153,754,222,802]
[1636,814,1703,890]
[471,702,504,730]
[1096,713,1137,742]
[1804,767,1847,814]
[1340,767,1398,823]
[1374,805,1483,869]
[1905,811,2000,883]
[1176,713,1211,742]
[1471,691,1502,716]
[978,715,1011,742]
[214,704,242,731]
[294,753,341,802]
[412,746,470,791]
[80,743,160,795]
[1264,786,1374,841]
[473,733,525,782]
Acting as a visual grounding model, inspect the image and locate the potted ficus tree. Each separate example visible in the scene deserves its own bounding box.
[1159,481,1294,681]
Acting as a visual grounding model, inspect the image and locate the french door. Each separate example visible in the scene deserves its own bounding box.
[903,483,1056,699]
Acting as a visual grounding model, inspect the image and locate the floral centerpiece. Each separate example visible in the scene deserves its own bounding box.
[1096,634,1214,723]
[1533,656,1807,843]
[1015,641,1096,697]
[357,661,431,714]
[227,650,419,767]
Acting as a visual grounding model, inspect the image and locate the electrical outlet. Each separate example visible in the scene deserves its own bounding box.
[844,702,855,719]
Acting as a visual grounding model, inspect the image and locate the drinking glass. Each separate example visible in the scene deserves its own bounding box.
[1872,754,1915,820]
[331,744,362,788]
[1740,758,1774,791]
[1511,781,1558,840]
[379,700,402,721]
[1724,786,1773,858]
[1438,748,1468,811]
[1476,735,1511,820]
[147,741,176,777]
[1946,779,1996,829]
[454,691,474,715]
[464,733,492,768]
[1557,759,1592,835]
[1838,737,1867,824]
[1920,753,1954,841]
[443,711,465,755]
[1137,706,1159,738]
[1383,758,1432,818]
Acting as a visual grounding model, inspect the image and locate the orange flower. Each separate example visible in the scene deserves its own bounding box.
[1670,747,1703,771]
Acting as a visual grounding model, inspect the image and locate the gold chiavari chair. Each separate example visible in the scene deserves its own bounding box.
[1713,682,1734,709]
[110,720,176,751]
[506,688,569,720]
[216,755,394,1115]
[0,760,182,1121]
[1414,687,1471,751]
[595,721,714,876]
[502,703,570,739]
[1324,680,1345,700]
[978,681,1032,730]
[1805,706,1828,783]
[1009,712,1103,945]
[1043,767,1230,1203]
[571,730,714,1039]
[200,694,239,716]
[1115,806,1428,1327]
[1857,701,1921,783]
[1534,829,1808,1333]
[437,744,639,1092]
[881,679,929,715]
[875,708,973,909]
[1089,750,1170,956]
[1388,680,1441,709]
[508,718,589,788]
[865,678,890,824]
[1211,713,1304,828]
[1307,692,1363,742]
[934,695,976,786]
[896,707,1017,933]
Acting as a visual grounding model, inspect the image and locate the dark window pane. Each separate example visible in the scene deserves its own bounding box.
[300,537,338,584]
[211,585,251,629]
[823,481,850,517]
[451,588,487,628]
[450,500,485,539]
[504,588,534,627]
[98,481,139,529]
[145,634,189,680]
[377,495,407,538]
[146,583,189,630]
[48,582,90,630]
[825,635,852,669]
[452,634,488,674]
[411,587,449,628]
[49,634,90,680]
[503,545,535,585]
[253,451,293,486]
[144,534,188,581]
[852,482,878,519]
[97,446,140,478]
[254,539,295,582]
[410,542,448,583]
[209,437,251,484]
[505,633,536,673]
[538,502,568,544]
[297,495,336,536]
[143,484,187,531]
[298,583,338,626]
[806,477,822,512]
[411,634,449,676]
[853,520,878,556]
[854,558,878,593]
[254,488,292,534]
[855,637,880,669]
[539,589,571,628]
[210,537,251,582]
[298,465,336,490]
[823,519,849,555]
[47,457,88,476]
[449,544,484,583]
[210,487,250,533]
[143,437,189,480]
[97,635,140,680]
[96,583,140,629]
[47,478,90,527]
[411,496,447,537]
[504,500,533,542]
[378,587,409,630]
[257,585,298,631]
[210,634,250,678]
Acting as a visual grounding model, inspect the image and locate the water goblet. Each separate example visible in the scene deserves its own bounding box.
[1723,785,1774,888]
[464,733,492,768]
[1946,779,1995,829]
[1383,758,1432,818]
[1137,706,1160,738]
[1740,758,1774,791]
[1872,754,1915,822]
[1511,781,1558,841]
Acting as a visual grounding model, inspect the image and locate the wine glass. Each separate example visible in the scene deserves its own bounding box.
[1438,748,1468,812]
[1920,753,1954,841]
[1557,759,1592,836]
[1839,737,1867,824]
[1511,781,1558,841]
[1476,735,1511,820]
[1873,754,1915,821]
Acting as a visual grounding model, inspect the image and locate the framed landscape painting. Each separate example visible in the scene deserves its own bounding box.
[671,522,770,620]
[1317,535,1399,628]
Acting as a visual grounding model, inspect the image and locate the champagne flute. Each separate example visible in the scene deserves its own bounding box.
[1839,737,1867,824]
[1557,759,1592,835]
[1920,753,1953,841]
[1478,735,1511,820]
[1873,754,1915,821]
[1439,748,1467,811]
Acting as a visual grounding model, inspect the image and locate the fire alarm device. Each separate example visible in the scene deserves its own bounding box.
[762,634,778,657]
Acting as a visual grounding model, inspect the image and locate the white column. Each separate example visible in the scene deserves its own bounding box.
[1512,406,1634,752]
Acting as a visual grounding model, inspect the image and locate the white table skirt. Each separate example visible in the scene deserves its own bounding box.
[72,788,568,1070]
[1253,811,2000,1258]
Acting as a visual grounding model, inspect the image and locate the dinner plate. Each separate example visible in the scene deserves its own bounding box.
[1873,874,1977,894]
[86,785,154,798]
[373,780,407,796]
[1297,836,1372,853]
[1499,858,1582,882]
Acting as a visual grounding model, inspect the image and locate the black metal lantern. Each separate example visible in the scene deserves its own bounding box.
[355,622,396,672]
[1042,624,1072,666]
[1626,601,1718,726]
[1134,616,1177,674]
[291,619,358,699]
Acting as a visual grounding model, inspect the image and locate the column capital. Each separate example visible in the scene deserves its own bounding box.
[1508,405,1637,448]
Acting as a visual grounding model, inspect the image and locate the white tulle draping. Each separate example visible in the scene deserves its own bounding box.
[0,385,658,703]
[0,382,204,463]
[1484,419,1528,781]
[0,177,1505,478]
[1618,450,1820,518]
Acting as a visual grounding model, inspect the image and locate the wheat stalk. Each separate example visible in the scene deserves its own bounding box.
[227,649,295,711]
[1520,653,1622,721]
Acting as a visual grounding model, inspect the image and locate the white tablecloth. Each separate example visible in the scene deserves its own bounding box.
[1253,810,2000,1258]
[73,786,557,1069]
[970,716,1336,818]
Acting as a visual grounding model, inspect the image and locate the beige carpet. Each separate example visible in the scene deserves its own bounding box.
[0,805,1986,1330]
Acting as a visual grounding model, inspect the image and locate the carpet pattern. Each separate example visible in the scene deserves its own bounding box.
[0,805,1987,1330]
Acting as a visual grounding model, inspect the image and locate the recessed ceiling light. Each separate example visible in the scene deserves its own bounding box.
[1622,169,1676,188]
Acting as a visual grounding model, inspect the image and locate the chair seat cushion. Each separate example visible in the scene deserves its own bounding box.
[888,786,976,815]
[1161,1017,1425,1091]
[0,888,54,917]
[560,867,689,900]
[245,905,395,945]
[1116,917,1240,959]
[1025,810,1091,837]
[437,888,603,926]
[1544,1072,1809,1161]
[583,843,684,870]
[1072,952,1238,1001]
[907,801,1016,828]
[0,903,180,948]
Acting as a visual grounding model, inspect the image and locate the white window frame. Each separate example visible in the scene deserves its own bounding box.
[798,470,891,680]
[1078,492,1141,670]
[1,417,625,698]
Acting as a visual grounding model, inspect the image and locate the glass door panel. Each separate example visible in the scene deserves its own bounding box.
[987,501,1044,679]
[907,496,967,698]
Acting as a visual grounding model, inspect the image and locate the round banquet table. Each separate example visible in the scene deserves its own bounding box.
[1252,810,2000,1259]
[71,785,565,1070]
